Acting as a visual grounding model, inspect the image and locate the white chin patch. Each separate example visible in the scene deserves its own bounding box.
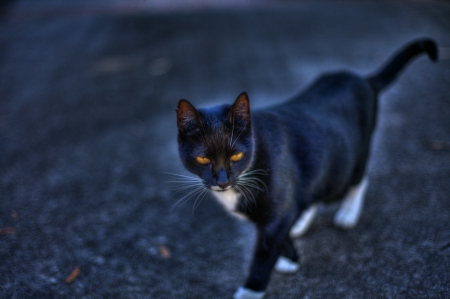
[211,188,247,220]
[210,185,231,191]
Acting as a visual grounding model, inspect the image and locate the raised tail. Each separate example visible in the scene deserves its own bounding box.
[367,38,438,92]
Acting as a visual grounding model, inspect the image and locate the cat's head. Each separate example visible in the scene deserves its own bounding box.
[176,92,253,191]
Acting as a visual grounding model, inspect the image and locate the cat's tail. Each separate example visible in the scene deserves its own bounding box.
[367,38,438,92]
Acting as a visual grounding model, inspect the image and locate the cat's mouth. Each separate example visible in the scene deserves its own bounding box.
[210,185,233,192]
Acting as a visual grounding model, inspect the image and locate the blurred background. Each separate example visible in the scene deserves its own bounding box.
[1,0,449,298]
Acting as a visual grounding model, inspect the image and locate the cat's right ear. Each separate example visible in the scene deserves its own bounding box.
[177,99,201,134]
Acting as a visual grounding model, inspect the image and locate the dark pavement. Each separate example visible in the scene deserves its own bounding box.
[1,1,449,298]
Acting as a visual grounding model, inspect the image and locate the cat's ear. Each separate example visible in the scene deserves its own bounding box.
[177,99,201,134]
[230,92,251,126]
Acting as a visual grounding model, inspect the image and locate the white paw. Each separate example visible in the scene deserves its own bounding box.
[333,207,359,229]
[274,256,300,274]
[333,177,368,229]
[290,204,318,238]
[233,287,266,299]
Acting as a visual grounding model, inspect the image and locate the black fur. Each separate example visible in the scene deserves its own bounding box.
[176,39,438,295]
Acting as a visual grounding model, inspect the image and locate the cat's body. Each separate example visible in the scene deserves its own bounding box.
[175,39,437,299]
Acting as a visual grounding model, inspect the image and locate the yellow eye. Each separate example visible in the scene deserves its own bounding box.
[196,156,210,164]
[231,152,244,162]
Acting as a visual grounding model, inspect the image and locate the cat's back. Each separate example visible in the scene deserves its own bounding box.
[252,71,375,165]
[251,71,375,200]
[287,71,373,112]
[257,71,374,130]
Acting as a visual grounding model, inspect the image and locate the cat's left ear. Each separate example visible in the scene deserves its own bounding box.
[230,92,251,127]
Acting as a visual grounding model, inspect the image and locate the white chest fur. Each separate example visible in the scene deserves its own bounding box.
[211,188,247,220]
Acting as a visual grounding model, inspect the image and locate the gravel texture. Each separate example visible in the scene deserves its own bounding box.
[1,1,449,298]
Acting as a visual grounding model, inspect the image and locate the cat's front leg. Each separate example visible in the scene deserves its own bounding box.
[234,215,297,299]
[275,237,300,274]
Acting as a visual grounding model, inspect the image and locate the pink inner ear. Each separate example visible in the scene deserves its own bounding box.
[233,93,250,122]
[177,100,198,129]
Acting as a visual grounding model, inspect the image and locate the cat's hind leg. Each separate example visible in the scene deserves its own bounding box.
[289,204,318,238]
[334,176,369,229]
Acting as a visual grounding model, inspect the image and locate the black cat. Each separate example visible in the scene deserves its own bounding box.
[175,39,437,299]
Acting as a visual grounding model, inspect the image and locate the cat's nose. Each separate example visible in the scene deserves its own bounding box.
[216,169,230,189]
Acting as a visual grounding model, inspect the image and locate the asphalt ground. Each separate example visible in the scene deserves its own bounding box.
[1,1,450,298]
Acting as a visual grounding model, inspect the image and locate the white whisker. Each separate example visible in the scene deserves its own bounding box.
[165,172,202,181]
[239,177,267,192]
[240,169,268,178]
[234,168,268,210]
[166,172,210,211]
[235,185,255,210]
[230,116,235,146]
[238,169,268,191]
[166,180,203,185]
[231,127,246,148]
[169,184,203,194]
[192,188,211,212]
[171,185,204,208]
